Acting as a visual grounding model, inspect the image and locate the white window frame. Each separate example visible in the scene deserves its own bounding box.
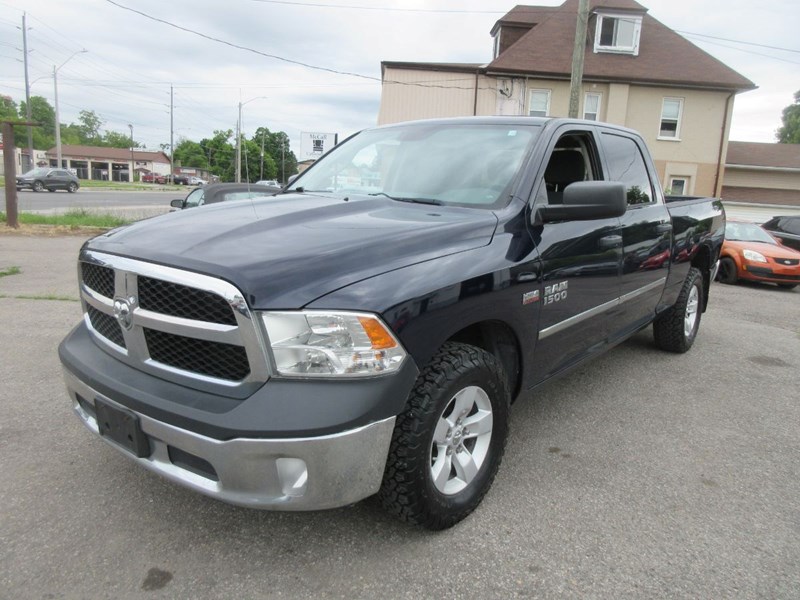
[668,177,689,196]
[493,34,500,59]
[594,13,642,56]
[659,97,684,141]
[528,89,551,118]
[583,92,602,121]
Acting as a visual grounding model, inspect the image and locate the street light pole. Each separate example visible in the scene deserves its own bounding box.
[54,49,87,169]
[128,124,134,183]
[236,95,267,183]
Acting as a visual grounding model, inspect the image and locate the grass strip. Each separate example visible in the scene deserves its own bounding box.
[1,209,130,229]
[0,266,22,278]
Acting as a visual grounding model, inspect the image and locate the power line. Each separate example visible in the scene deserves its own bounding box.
[105,0,381,83]
[676,31,800,54]
[683,35,800,66]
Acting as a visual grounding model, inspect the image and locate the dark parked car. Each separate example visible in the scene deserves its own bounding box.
[172,174,190,185]
[761,215,800,252]
[16,168,80,193]
[169,183,281,210]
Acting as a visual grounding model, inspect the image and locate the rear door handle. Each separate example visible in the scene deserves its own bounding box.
[655,223,672,234]
[598,235,623,250]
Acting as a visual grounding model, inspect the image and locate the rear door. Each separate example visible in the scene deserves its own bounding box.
[528,126,622,382]
[598,132,672,341]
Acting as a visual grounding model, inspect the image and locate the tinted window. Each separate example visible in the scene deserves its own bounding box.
[781,217,800,235]
[184,188,205,208]
[602,133,653,205]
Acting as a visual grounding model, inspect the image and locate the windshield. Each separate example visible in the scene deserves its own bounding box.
[725,222,777,245]
[22,168,49,177]
[288,122,540,208]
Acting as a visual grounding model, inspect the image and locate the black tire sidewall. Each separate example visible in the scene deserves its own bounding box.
[68,182,77,193]
[719,257,737,284]
[32,181,44,192]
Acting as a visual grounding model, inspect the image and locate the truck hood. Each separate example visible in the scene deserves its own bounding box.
[86,193,498,308]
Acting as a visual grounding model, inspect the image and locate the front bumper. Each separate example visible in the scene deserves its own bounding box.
[59,322,419,509]
[741,264,800,285]
[64,367,397,509]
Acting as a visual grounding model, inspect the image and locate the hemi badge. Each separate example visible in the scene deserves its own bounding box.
[522,290,540,305]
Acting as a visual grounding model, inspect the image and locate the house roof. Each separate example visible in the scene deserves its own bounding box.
[486,0,755,92]
[45,145,171,163]
[726,141,800,169]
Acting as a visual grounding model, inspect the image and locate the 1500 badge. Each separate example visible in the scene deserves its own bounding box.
[543,281,568,304]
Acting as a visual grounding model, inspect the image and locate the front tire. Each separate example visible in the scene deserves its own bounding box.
[717,257,738,284]
[379,342,510,530]
[778,283,797,290]
[67,182,77,193]
[653,267,703,353]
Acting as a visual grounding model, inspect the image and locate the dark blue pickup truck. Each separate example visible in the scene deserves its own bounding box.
[59,117,724,529]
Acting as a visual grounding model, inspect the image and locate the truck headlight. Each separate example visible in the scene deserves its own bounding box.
[261,311,406,377]
[743,249,767,263]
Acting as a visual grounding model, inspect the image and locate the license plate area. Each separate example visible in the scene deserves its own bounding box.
[95,399,151,458]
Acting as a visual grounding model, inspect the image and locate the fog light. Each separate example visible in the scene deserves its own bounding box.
[276,458,308,497]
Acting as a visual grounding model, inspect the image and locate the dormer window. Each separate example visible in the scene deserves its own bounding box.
[594,13,642,56]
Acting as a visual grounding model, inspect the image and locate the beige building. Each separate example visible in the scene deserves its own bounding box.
[722,141,800,206]
[379,0,755,197]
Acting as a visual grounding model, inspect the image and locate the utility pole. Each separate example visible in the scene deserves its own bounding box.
[21,13,33,171]
[235,91,242,183]
[170,84,174,182]
[54,49,87,169]
[260,128,266,181]
[128,124,134,182]
[568,0,590,119]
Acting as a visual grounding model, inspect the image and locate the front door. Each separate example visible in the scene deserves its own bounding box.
[527,128,622,383]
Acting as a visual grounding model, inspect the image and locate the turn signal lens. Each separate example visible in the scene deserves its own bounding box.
[261,311,406,377]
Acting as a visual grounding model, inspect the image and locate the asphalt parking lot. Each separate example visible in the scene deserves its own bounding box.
[1,233,798,599]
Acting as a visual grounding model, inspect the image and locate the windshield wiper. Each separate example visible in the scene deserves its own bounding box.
[369,192,443,206]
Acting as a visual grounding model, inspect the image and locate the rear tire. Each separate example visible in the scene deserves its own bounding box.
[718,257,738,284]
[379,342,510,530]
[653,267,703,353]
[778,283,797,290]
[32,180,44,192]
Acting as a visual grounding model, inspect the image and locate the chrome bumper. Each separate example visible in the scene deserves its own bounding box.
[63,368,395,510]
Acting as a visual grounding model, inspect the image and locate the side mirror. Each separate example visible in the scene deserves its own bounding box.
[170,198,184,209]
[537,181,626,223]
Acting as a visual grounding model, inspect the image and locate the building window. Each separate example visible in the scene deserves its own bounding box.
[669,177,688,195]
[659,97,683,139]
[583,92,601,120]
[528,89,551,117]
[594,14,642,55]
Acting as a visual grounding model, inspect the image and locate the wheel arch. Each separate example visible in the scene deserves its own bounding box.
[445,319,523,402]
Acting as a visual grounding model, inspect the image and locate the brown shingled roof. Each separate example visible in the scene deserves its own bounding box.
[726,141,800,169]
[45,145,170,163]
[488,0,755,92]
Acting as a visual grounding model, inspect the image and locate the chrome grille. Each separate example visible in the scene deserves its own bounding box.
[78,251,269,392]
[87,305,126,348]
[139,276,237,325]
[81,263,115,299]
[144,328,250,381]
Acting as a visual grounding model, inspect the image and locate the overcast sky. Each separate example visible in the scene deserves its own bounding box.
[1,0,798,156]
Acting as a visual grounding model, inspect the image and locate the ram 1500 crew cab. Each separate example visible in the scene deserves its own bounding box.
[59,117,724,529]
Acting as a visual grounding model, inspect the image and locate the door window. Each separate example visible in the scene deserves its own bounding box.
[601,133,654,206]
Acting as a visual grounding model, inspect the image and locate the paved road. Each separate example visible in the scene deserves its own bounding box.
[0,234,798,599]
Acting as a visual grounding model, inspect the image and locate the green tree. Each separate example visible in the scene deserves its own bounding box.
[103,129,138,149]
[200,130,235,181]
[777,91,800,143]
[251,127,297,183]
[0,95,17,121]
[174,138,209,169]
[76,110,103,144]
[18,96,56,149]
